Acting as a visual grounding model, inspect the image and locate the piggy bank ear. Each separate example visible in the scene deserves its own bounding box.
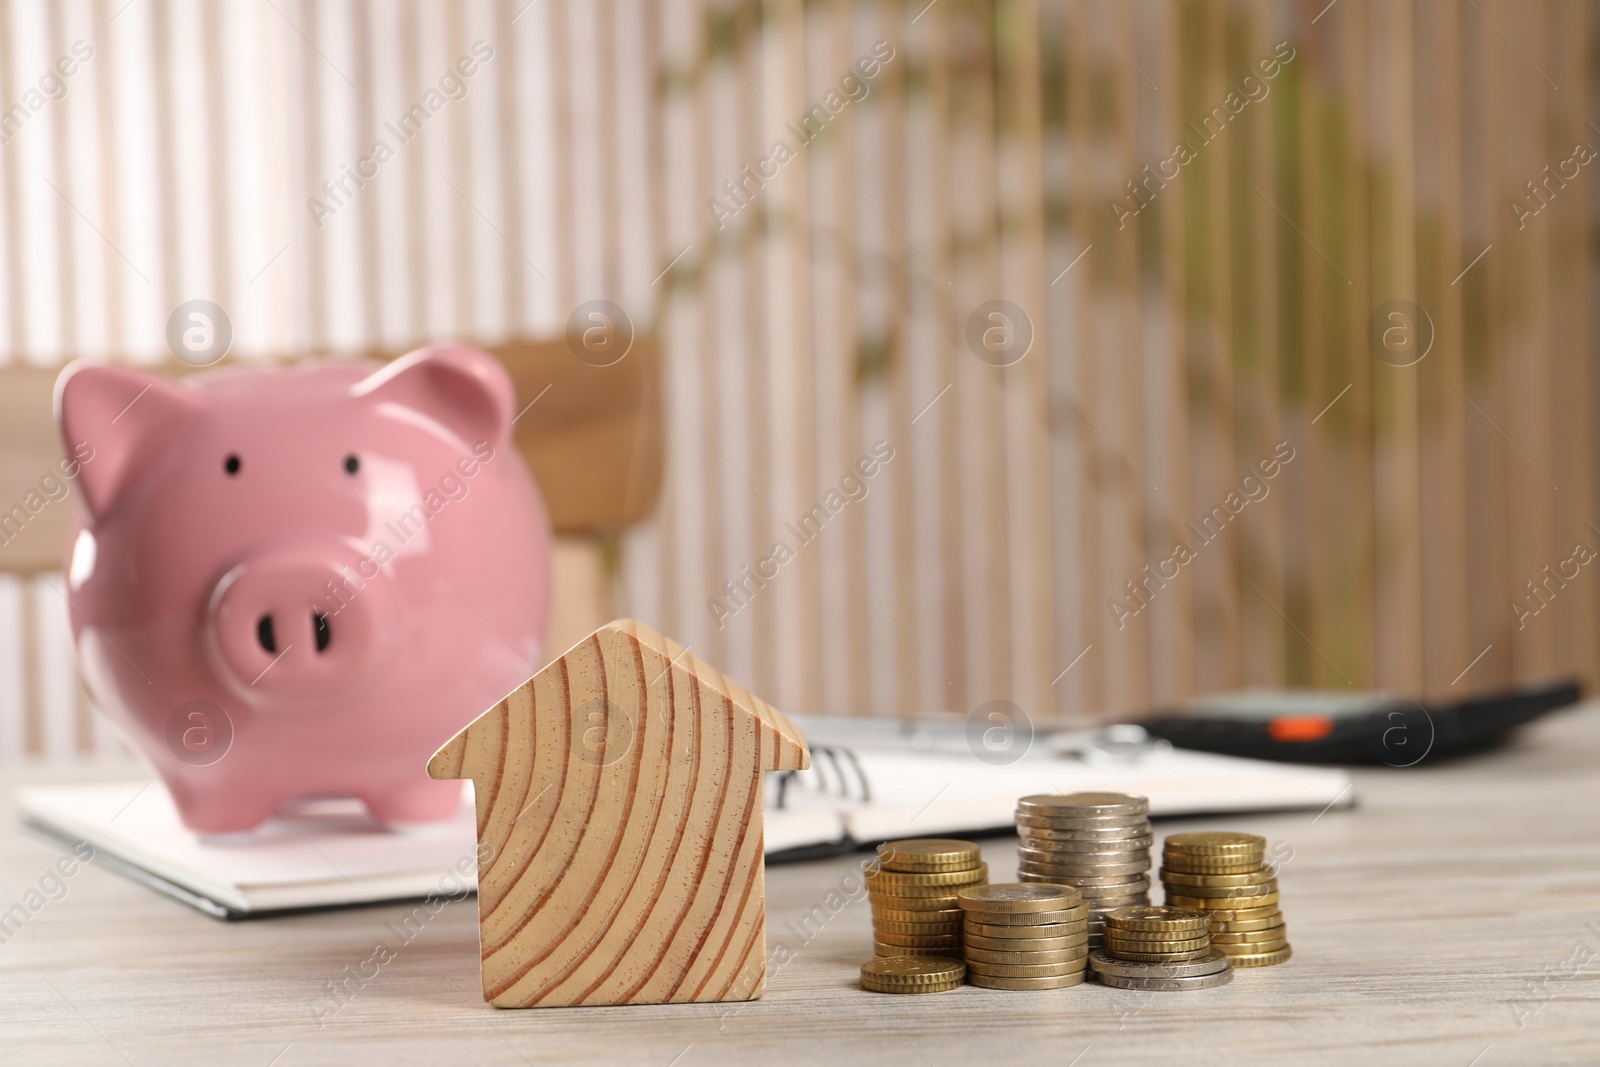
[351,344,515,449]
[55,362,204,521]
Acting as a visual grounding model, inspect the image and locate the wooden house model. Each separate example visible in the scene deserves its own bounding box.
[428,618,810,1007]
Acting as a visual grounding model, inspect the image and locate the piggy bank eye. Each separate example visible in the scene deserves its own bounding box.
[344,454,360,475]
[224,454,242,476]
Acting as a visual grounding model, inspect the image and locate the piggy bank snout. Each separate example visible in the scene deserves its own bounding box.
[208,554,387,702]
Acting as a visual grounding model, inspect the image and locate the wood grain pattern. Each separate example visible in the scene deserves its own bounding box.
[426,619,809,1007]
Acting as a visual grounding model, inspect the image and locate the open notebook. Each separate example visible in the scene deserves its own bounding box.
[20,720,1352,918]
[764,716,1353,854]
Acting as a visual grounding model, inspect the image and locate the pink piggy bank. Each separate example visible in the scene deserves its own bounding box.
[55,346,551,834]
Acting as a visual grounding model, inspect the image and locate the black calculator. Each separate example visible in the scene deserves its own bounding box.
[1139,679,1582,766]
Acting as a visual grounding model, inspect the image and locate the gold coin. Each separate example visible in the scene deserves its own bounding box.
[1197,902,1281,921]
[866,863,990,888]
[1209,925,1287,945]
[1159,867,1274,888]
[961,906,1088,926]
[1103,945,1213,963]
[960,953,1088,972]
[1224,944,1294,967]
[1207,913,1284,933]
[1104,925,1210,943]
[958,883,1084,913]
[1105,928,1211,946]
[874,917,965,936]
[964,945,1088,965]
[967,971,1087,990]
[875,930,966,948]
[873,906,965,923]
[1100,927,1209,940]
[1160,854,1266,875]
[1165,892,1280,911]
[964,959,1087,978]
[1104,906,1212,933]
[963,931,1088,952]
[870,892,965,910]
[1104,935,1210,954]
[1196,902,1280,921]
[870,870,979,895]
[1217,935,1289,952]
[875,942,964,958]
[1162,831,1266,855]
[964,920,1088,940]
[863,977,964,993]
[876,838,984,873]
[860,955,967,992]
[1100,927,1210,943]
[1159,878,1276,898]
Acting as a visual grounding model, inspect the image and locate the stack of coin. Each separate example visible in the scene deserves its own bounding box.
[1088,906,1233,990]
[867,839,987,959]
[859,955,966,994]
[1014,793,1152,945]
[955,883,1089,989]
[1159,832,1292,967]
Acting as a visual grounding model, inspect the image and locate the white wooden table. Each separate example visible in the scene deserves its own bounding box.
[5,703,1598,1066]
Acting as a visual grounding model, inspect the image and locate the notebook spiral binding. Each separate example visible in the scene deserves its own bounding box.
[773,744,871,809]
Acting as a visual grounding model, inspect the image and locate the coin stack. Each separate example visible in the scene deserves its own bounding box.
[1159,832,1292,967]
[1014,793,1152,946]
[955,883,1089,990]
[1087,906,1233,990]
[867,839,987,959]
[859,955,967,995]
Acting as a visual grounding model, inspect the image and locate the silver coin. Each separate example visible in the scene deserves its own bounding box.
[1019,835,1154,855]
[1018,822,1154,842]
[1017,793,1150,818]
[1016,812,1150,831]
[1021,871,1150,888]
[1074,880,1152,895]
[1020,876,1151,894]
[1020,871,1131,889]
[1024,851,1152,870]
[1080,895,1151,908]
[1035,884,1151,901]
[1088,948,1231,979]
[1019,858,1151,878]
[1093,967,1234,991]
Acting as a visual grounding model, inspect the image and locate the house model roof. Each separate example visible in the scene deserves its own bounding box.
[427,618,810,1007]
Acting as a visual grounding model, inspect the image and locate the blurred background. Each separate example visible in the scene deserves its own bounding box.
[0,0,1594,760]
